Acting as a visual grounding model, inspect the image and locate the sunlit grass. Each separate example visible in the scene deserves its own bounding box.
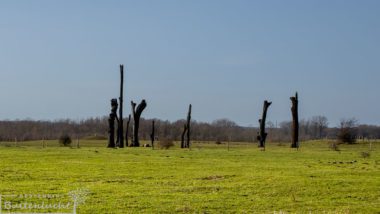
[0,140,379,213]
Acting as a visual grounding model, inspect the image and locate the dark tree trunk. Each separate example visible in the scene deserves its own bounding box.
[181,104,192,148]
[107,99,118,148]
[130,100,147,147]
[125,114,131,147]
[150,120,155,149]
[181,124,187,148]
[186,104,192,148]
[117,65,124,148]
[257,100,272,148]
[290,92,299,149]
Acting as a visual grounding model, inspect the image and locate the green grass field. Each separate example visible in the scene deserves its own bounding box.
[0,140,379,213]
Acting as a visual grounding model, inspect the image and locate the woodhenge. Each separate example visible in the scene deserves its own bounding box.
[107,65,299,149]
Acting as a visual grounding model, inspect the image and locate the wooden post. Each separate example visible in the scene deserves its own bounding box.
[118,64,124,148]
[290,92,299,149]
[125,114,131,147]
[181,104,192,148]
[77,138,80,148]
[181,124,187,148]
[257,100,272,149]
[130,100,147,147]
[107,99,118,148]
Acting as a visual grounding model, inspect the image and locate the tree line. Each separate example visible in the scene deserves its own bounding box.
[0,116,379,142]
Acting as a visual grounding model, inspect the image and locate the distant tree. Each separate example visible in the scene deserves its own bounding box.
[150,120,155,149]
[212,118,237,141]
[338,118,358,144]
[59,134,72,147]
[310,116,328,139]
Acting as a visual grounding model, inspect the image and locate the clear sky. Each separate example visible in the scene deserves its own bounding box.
[1,0,379,127]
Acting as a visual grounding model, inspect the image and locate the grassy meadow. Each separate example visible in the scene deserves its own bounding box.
[0,140,379,213]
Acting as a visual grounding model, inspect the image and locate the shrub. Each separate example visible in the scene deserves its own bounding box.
[158,139,174,150]
[337,118,358,144]
[59,134,72,147]
[215,141,223,145]
[329,142,340,151]
[360,151,370,158]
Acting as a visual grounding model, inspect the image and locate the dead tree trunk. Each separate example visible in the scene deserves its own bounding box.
[150,120,155,148]
[117,64,124,148]
[257,100,272,148]
[181,104,192,148]
[290,92,299,149]
[130,100,147,147]
[125,114,131,147]
[181,124,187,148]
[107,99,118,148]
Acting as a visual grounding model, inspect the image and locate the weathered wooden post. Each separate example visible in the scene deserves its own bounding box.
[107,99,118,148]
[150,120,155,149]
[290,92,299,149]
[130,100,147,147]
[257,100,272,149]
[125,114,131,147]
[181,124,187,148]
[117,64,124,148]
[181,104,192,148]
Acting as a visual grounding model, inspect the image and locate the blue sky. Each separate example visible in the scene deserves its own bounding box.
[1,0,379,126]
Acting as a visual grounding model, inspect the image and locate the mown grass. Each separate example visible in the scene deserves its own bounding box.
[0,140,379,213]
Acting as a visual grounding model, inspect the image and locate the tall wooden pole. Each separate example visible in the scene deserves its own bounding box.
[290,92,299,149]
[118,64,124,148]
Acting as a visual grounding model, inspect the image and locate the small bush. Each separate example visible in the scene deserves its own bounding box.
[337,118,358,144]
[360,152,370,158]
[158,139,174,150]
[215,141,223,145]
[329,142,340,151]
[59,134,72,147]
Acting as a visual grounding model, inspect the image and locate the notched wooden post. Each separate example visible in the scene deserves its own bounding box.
[290,92,299,149]
[181,104,192,148]
[107,99,119,148]
[130,99,147,147]
[257,100,272,149]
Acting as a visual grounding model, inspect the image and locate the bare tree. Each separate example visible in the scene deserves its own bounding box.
[257,100,272,149]
[290,92,299,149]
[130,100,147,147]
[310,116,328,139]
[338,118,358,144]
